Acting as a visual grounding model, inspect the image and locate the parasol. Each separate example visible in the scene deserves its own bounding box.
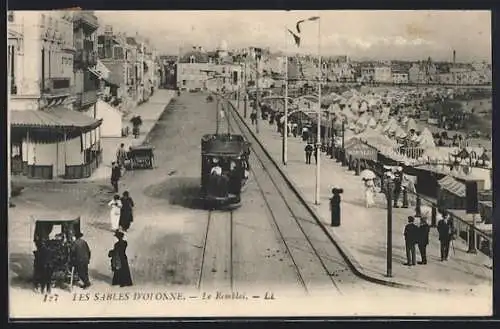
[360,169,377,180]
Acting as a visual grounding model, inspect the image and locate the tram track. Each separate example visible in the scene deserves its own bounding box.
[197,209,234,292]
[224,97,350,295]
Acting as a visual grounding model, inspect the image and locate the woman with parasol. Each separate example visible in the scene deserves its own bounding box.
[360,169,377,208]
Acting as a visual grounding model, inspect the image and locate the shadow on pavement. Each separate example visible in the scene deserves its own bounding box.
[143,177,205,210]
[89,268,113,284]
[88,221,115,233]
[9,252,34,290]
[132,232,193,286]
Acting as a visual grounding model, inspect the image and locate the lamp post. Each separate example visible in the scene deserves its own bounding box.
[255,47,262,134]
[243,52,248,118]
[385,177,394,277]
[7,75,12,207]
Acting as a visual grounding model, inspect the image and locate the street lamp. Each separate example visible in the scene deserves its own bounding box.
[242,52,248,118]
[384,174,395,277]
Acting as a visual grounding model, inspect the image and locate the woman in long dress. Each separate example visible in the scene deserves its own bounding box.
[108,231,133,287]
[364,178,376,208]
[119,191,135,232]
[108,194,122,231]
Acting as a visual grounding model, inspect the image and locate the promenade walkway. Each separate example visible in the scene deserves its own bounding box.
[231,100,492,293]
[85,89,176,182]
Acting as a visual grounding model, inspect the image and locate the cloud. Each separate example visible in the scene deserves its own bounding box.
[95,10,491,61]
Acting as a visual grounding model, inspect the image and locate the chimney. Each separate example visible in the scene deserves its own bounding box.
[453,50,456,64]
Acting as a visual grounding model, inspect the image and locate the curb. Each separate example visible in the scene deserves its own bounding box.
[225,97,449,293]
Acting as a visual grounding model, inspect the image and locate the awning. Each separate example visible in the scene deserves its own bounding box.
[11,107,102,130]
[438,175,466,197]
[103,72,121,87]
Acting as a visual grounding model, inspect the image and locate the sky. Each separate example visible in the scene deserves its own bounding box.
[95,10,491,62]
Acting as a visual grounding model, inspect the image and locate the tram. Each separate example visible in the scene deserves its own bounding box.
[200,133,250,208]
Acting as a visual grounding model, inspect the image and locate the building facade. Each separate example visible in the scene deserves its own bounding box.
[373,66,392,83]
[392,71,409,84]
[8,11,103,180]
[72,11,100,116]
[176,48,242,92]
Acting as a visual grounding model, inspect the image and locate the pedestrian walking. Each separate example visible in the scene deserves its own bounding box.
[110,162,122,193]
[108,194,122,232]
[304,143,313,164]
[403,216,418,266]
[292,122,298,137]
[250,111,257,125]
[313,144,319,164]
[393,167,403,207]
[119,191,135,232]
[302,126,309,141]
[108,231,133,287]
[116,143,127,168]
[329,188,343,226]
[364,178,376,208]
[417,218,430,264]
[70,232,91,289]
[437,212,455,261]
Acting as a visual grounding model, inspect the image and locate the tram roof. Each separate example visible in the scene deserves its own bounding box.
[201,134,247,156]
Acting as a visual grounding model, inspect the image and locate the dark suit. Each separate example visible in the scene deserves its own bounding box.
[418,223,430,264]
[111,166,121,193]
[71,238,91,287]
[404,222,418,265]
[437,219,454,260]
[305,145,313,164]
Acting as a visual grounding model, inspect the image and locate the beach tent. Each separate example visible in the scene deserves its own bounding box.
[383,117,398,132]
[395,126,407,139]
[356,113,370,127]
[417,127,436,148]
[406,118,419,132]
[359,101,369,113]
[368,117,378,128]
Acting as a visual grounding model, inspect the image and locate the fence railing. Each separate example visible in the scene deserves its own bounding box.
[367,163,493,259]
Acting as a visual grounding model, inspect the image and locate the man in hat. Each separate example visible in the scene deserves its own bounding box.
[304,143,313,164]
[111,162,121,193]
[71,232,91,288]
[437,212,455,261]
[403,216,418,266]
[417,217,430,264]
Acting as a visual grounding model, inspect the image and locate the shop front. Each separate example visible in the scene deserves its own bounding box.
[11,107,103,179]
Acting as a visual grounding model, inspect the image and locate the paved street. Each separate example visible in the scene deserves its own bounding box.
[229,99,492,295]
[8,91,491,317]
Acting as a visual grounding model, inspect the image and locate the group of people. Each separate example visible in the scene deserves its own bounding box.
[107,144,136,287]
[108,191,135,232]
[34,231,92,293]
[403,212,456,266]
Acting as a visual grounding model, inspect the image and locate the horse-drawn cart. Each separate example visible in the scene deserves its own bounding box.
[125,145,155,170]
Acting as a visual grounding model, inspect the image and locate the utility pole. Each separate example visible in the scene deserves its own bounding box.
[283,53,289,166]
[386,179,394,277]
[216,76,220,135]
[7,75,12,207]
[255,47,261,134]
[243,53,248,118]
[314,17,322,205]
